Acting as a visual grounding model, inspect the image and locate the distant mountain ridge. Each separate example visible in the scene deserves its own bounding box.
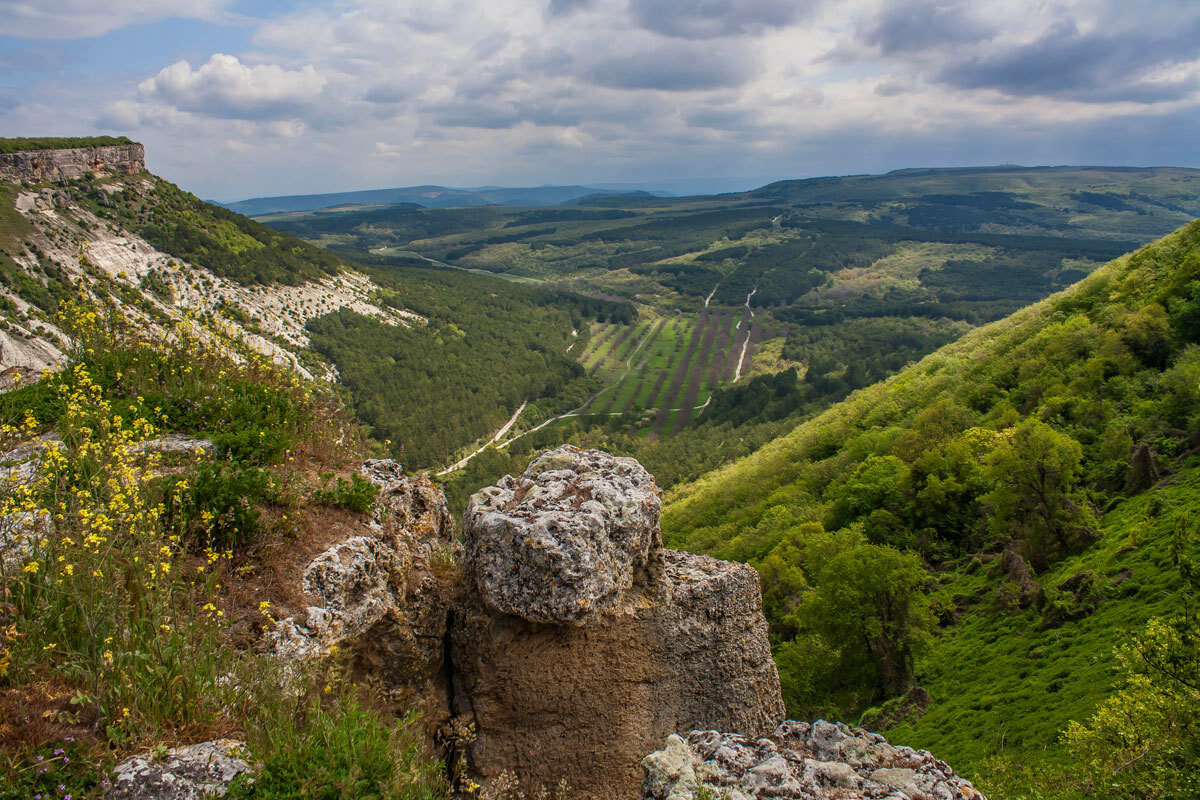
[219,183,676,216]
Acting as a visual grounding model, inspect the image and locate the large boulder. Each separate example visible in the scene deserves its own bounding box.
[463,445,662,624]
[642,721,986,800]
[453,447,784,799]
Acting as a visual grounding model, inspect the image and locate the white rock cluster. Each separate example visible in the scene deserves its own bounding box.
[643,720,986,800]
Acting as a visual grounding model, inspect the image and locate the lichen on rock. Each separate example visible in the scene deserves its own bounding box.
[642,720,986,800]
[463,445,662,624]
[107,739,251,800]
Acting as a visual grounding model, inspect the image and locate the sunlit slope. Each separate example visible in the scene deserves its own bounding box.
[663,217,1200,558]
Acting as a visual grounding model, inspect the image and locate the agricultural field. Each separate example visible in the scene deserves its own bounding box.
[569,306,790,436]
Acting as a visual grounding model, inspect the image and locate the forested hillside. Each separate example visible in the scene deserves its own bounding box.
[268,166,1200,494]
[663,219,1200,797]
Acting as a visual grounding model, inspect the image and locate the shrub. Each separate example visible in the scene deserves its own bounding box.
[164,459,277,549]
[310,473,378,514]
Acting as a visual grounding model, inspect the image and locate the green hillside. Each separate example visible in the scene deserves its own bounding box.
[663,219,1200,797]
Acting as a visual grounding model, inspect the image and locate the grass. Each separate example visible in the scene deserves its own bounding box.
[887,471,1196,794]
[0,137,135,154]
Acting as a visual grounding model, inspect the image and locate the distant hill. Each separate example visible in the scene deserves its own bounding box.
[219,183,675,216]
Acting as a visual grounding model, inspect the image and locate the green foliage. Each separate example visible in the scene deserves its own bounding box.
[0,738,104,800]
[0,306,348,468]
[311,473,379,513]
[0,136,134,154]
[229,682,446,800]
[164,459,276,549]
[982,419,1097,570]
[762,525,933,712]
[1061,517,1200,799]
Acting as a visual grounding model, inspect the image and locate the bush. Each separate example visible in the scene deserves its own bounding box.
[164,460,277,549]
[310,473,378,514]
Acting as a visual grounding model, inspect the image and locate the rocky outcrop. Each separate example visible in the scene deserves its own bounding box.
[452,446,785,799]
[642,721,986,800]
[0,144,145,184]
[270,460,461,732]
[107,739,251,800]
[464,445,662,624]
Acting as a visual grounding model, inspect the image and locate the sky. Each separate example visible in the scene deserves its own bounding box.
[1,0,1198,201]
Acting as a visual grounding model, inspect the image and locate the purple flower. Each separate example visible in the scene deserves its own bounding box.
[36,755,43,761]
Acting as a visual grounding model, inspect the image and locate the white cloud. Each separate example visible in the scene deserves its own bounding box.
[0,0,232,40]
[2,0,1196,199]
[138,54,328,121]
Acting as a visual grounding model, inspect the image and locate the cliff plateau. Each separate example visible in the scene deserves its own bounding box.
[0,143,145,184]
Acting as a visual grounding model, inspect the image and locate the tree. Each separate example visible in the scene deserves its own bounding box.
[982,418,1097,571]
[798,529,933,697]
[824,455,910,531]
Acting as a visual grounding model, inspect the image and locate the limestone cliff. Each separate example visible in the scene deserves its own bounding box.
[265,446,784,799]
[0,143,145,183]
[452,446,785,798]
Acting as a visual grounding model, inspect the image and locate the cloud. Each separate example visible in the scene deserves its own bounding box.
[0,0,232,40]
[579,40,759,90]
[8,0,1199,202]
[546,0,595,17]
[628,0,815,39]
[138,54,328,120]
[938,19,1200,102]
[855,0,994,55]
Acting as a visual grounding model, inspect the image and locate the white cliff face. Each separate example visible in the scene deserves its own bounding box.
[0,144,145,184]
[2,176,423,380]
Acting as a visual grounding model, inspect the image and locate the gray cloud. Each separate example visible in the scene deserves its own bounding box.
[0,0,231,40]
[856,0,995,55]
[629,0,814,39]
[580,42,758,90]
[939,19,1200,102]
[546,0,595,17]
